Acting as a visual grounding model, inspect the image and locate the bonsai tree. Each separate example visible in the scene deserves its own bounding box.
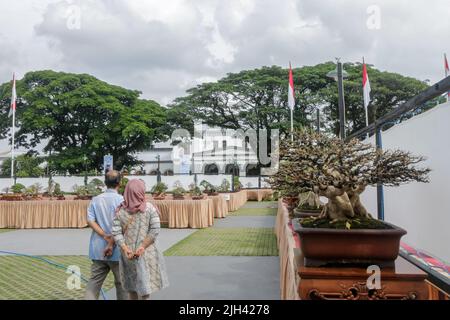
[118,177,129,195]
[53,183,64,197]
[172,181,186,198]
[233,176,242,191]
[151,182,168,196]
[297,191,323,211]
[189,183,203,198]
[11,183,26,194]
[269,130,430,221]
[218,179,231,192]
[89,178,105,192]
[199,180,217,194]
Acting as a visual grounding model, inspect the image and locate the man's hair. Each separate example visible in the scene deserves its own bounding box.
[105,170,121,188]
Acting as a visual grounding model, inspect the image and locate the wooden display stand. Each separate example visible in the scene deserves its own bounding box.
[294,249,429,300]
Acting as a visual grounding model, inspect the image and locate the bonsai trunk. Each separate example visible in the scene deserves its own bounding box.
[316,185,371,220]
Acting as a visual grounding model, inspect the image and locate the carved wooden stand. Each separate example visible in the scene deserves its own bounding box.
[294,249,429,300]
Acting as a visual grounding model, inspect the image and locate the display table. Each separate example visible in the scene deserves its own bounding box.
[226,190,248,212]
[275,198,442,300]
[209,195,228,218]
[246,189,273,202]
[148,196,214,229]
[295,249,429,300]
[0,200,89,229]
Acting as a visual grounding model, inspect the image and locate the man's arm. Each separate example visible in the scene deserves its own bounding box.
[87,202,115,254]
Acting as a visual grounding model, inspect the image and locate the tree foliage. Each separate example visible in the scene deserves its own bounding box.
[167,62,429,137]
[0,71,167,173]
[0,154,44,178]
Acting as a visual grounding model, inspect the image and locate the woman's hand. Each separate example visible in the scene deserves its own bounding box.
[134,246,145,258]
[121,244,135,260]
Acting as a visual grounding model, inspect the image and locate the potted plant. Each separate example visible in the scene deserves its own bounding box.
[73,181,103,200]
[269,130,430,267]
[172,181,186,200]
[200,180,219,196]
[189,184,205,200]
[151,182,168,200]
[23,183,43,201]
[118,177,129,195]
[53,183,65,200]
[0,184,25,201]
[233,176,243,192]
[293,191,324,218]
[218,179,231,193]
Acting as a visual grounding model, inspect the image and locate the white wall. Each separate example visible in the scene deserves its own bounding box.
[360,102,450,262]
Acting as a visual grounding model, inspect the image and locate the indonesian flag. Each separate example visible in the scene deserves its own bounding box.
[362,60,371,110]
[445,54,450,99]
[288,63,295,110]
[8,73,16,118]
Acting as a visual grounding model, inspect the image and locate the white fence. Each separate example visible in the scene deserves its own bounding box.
[361,101,450,262]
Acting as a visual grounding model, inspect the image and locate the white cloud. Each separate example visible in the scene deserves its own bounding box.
[0,0,449,104]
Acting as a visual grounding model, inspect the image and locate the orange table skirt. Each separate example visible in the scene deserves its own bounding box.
[0,200,89,229]
[227,190,248,212]
[275,199,300,300]
[247,189,273,202]
[209,195,228,218]
[148,196,214,229]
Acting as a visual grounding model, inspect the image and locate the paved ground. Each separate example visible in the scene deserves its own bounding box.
[108,201,280,300]
[107,256,279,300]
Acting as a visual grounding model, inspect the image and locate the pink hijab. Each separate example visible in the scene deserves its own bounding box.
[120,179,147,214]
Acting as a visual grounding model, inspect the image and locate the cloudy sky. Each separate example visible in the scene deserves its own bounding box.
[0,0,449,105]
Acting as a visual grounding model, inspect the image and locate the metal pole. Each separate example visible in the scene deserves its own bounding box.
[156,155,161,183]
[337,61,346,140]
[290,107,294,142]
[11,105,15,186]
[316,108,320,133]
[375,127,385,221]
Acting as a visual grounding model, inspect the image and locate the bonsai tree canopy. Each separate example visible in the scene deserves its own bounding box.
[269,130,430,221]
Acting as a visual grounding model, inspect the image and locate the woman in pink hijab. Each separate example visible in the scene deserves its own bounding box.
[112,179,169,300]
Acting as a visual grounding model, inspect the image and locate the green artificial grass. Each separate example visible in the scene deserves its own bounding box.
[0,255,114,300]
[0,229,14,234]
[231,207,277,216]
[164,228,278,256]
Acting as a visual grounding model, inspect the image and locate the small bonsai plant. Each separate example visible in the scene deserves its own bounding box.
[23,183,43,200]
[189,183,204,199]
[293,191,323,218]
[118,177,129,195]
[53,183,65,200]
[233,176,242,191]
[172,181,186,199]
[89,178,105,193]
[199,180,218,195]
[11,183,26,194]
[151,182,168,199]
[218,179,231,192]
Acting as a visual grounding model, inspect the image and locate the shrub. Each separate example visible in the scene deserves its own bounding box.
[11,183,26,194]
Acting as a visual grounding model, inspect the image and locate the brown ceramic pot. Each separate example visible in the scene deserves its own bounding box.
[292,219,407,267]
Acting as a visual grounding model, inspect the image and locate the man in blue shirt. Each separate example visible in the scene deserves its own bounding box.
[84,170,126,300]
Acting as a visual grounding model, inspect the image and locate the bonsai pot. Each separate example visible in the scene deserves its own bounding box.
[74,195,93,200]
[0,194,24,201]
[191,195,205,200]
[293,207,322,219]
[292,219,407,267]
[152,193,166,200]
[206,192,219,196]
[173,195,185,200]
[56,195,66,200]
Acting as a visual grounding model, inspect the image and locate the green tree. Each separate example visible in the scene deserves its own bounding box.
[0,154,45,177]
[0,71,167,174]
[167,62,429,137]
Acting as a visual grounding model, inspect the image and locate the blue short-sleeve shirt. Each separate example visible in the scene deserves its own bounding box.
[87,189,124,261]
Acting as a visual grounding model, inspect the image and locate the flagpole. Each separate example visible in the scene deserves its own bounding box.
[445,53,449,102]
[10,73,15,185]
[290,107,294,142]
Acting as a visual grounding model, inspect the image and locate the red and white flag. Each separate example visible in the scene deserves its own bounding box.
[362,59,371,127]
[444,54,450,99]
[288,63,295,110]
[8,73,16,118]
